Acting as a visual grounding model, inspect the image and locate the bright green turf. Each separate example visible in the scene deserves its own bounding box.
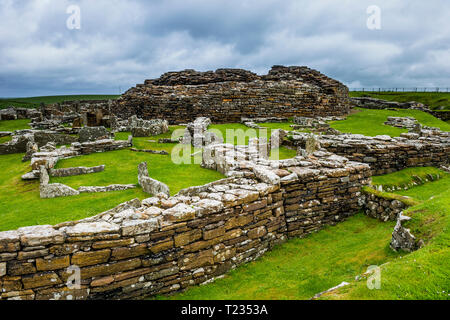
[0,136,12,144]
[371,167,448,191]
[0,119,31,131]
[323,188,449,300]
[0,95,119,109]
[350,91,450,110]
[329,108,450,136]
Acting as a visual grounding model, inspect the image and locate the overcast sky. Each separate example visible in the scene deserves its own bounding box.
[1,0,449,97]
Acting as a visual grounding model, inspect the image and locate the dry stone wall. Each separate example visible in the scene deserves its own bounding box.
[0,155,370,300]
[111,66,350,124]
[289,129,450,175]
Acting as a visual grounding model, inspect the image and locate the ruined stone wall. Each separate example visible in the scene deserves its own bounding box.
[111,66,350,124]
[0,160,370,300]
[288,132,450,176]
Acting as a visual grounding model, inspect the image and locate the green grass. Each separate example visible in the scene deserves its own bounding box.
[329,108,450,137]
[0,136,12,144]
[350,91,450,110]
[371,167,448,191]
[323,188,450,300]
[0,126,225,231]
[0,95,120,109]
[362,186,420,207]
[0,119,31,131]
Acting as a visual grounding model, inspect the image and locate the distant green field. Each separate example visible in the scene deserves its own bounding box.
[350,91,450,110]
[0,95,120,109]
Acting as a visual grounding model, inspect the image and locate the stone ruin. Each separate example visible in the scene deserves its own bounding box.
[111,65,351,124]
[0,65,449,300]
[182,117,223,148]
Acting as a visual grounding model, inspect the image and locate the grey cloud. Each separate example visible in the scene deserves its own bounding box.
[0,0,449,97]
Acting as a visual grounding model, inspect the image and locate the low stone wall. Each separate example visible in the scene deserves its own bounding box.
[49,165,105,178]
[362,189,409,221]
[288,129,450,175]
[0,156,370,300]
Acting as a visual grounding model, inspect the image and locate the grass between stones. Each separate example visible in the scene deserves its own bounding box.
[329,108,450,136]
[371,167,448,193]
[0,119,31,131]
[0,122,297,231]
[349,91,450,110]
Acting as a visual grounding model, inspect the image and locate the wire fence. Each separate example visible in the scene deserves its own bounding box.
[349,88,450,93]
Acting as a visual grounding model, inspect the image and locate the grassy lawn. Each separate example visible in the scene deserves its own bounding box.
[156,213,398,300]
[0,148,224,231]
[350,91,450,110]
[0,119,31,131]
[329,108,450,137]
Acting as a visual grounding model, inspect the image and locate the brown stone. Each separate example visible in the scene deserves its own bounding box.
[36,256,70,271]
[92,238,135,249]
[248,226,267,239]
[111,244,149,261]
[71,249,111,267]
[203,226,225,240]
[180,249,214,270]
[174,229,202,247]
[7,261,36,276]
[149,239,174,254]
[22,272,62,289]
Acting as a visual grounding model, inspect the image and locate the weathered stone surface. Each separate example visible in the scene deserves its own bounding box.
[36,256,70,271]
[78,126,111,143]
[121,219,159,236]
[71,249,111,267]
[112,66,350,124]
[163,203,196,222]
[138,162,170,197]
[18,225,65,247]
[129,116,169,137]
[22,272,62,289]
[65,222,120,237]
